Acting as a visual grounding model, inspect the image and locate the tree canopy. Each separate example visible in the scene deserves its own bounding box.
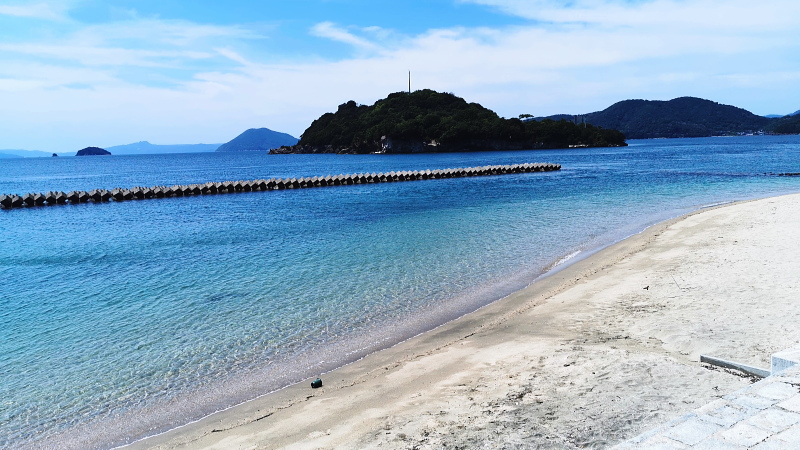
[766,115,800,134]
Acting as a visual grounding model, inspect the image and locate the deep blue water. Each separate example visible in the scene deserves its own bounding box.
[1,136,799,449]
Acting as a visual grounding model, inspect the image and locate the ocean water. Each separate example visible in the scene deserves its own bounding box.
[1,135,799,449]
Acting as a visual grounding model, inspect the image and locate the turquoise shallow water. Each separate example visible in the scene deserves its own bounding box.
[1,136,800,448]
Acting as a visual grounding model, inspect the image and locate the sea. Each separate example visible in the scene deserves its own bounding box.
[1,135,799,449]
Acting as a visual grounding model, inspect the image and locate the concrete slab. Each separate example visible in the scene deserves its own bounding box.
[777,394,800,413]
[728,394,778,411]
[701,354,770,378]
[717,422,772,447]
[697,404,752,428]
[763,422,800,444]
[771,345,800,375]
[691,437,746,450]
[663,418,722,446]
[752,440,795,450]
[752,382,799,401]
[745,408,800,433]
[636,435,690,449]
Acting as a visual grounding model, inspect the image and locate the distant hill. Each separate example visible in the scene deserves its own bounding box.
[763,110,798,119]
[216,128,299,152]
[274,90,626,154]
[107,141,221,155]
[0,153,22,158]
[766,115,800,134]
[0,149,53,158]
[538,97,772,139]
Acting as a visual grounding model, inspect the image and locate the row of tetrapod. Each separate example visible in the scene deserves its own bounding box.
[0,163,561,209]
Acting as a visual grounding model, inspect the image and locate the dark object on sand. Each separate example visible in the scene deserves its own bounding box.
[311,378,323,389]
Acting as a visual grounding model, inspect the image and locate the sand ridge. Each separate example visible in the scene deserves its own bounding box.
[131,193,800,449]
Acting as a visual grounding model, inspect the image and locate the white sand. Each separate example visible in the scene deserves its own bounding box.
[131,193,800,449]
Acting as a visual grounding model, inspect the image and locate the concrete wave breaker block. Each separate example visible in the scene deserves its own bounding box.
[772,345,800,375]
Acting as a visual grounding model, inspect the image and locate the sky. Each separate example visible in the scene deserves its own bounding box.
[1,0,799,152]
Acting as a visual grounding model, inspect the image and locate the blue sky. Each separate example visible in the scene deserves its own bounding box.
[1,0,799,151]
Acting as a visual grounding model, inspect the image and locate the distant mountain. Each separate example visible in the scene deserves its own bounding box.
[765,110,799,118]
[0,153,22,158]
[107,141,221,155]
[538,97,772,139]
[0,149,53,158]
[216,128,299,152]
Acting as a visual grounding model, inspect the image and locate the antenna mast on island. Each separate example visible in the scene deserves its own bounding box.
[408,71,411,93]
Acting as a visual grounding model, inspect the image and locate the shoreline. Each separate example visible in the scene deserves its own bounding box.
[127,192,800,449]
[26,194,712,450]
[117,205,685,448]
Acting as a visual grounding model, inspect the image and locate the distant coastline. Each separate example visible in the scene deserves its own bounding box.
[2,95,796,158]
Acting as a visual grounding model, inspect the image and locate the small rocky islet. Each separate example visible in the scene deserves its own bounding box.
[76,146,111,156]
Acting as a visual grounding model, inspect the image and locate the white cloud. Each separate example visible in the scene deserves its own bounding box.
[310,22,383,52]
[0,42,213,67]
[0,61,116,91]
[72,19,260,47]
[215,48,252,66]
[461,0,800,31]
[0,2,67,21]
[0,17,261,73]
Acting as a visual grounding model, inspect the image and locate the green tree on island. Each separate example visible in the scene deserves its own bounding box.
[275,90,626,154]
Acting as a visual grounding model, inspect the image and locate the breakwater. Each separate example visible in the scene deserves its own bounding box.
[0,163,560,209]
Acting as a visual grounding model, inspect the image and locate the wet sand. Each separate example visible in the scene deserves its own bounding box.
[130,193,800,449]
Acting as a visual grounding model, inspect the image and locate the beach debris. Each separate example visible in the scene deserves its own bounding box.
[311,378,323,389]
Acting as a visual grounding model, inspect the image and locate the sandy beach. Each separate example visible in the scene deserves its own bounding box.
[130,193,800,449]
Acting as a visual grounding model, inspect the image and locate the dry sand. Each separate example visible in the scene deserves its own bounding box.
[131,193,800,449]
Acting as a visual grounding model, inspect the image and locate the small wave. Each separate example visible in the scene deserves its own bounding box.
[554,250,581,267]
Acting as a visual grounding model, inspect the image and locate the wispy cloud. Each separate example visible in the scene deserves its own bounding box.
[0,17,262,75]
[0,2,67,21]
[462,0,800,30]
[215,48,252,66]
[0,43,213,67]
[72,19,260,47]
[0,61,116,91]
[310,22,383,52]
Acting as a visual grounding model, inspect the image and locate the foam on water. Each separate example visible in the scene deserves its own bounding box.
[1,136,800,449]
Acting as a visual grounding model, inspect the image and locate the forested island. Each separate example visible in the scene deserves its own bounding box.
[271,90,626,154]
[76,147,111,156]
